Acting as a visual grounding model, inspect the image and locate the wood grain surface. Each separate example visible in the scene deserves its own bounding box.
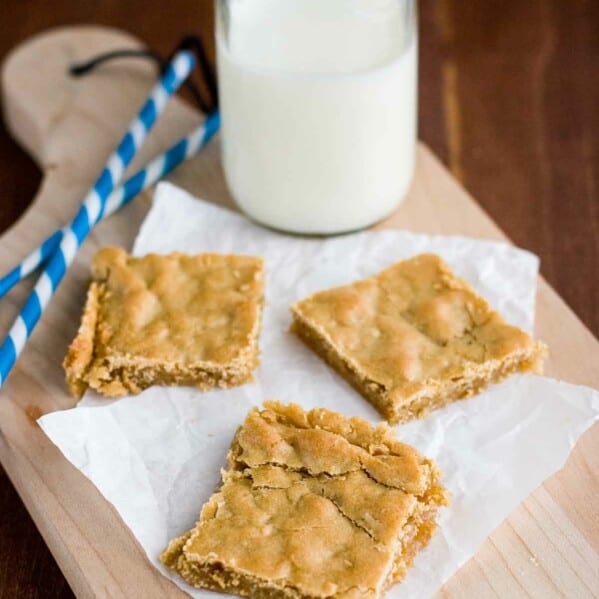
[0,1,596,598]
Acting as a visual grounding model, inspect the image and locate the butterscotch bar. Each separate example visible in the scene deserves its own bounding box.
[291,254,546,423]
[162,401,448,598]
[64,247,264,397]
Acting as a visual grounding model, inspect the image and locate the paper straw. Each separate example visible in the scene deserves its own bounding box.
[0,111,220,300]
[0,50,195,387]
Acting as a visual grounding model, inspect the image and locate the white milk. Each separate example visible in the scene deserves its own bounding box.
[217,0,417,234]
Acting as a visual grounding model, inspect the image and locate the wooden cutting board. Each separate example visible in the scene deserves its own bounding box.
[0,26,597,599]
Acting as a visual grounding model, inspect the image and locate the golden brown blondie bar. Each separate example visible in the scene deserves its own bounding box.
[64,247,264,397]
[161,401,447,598]
[291,254,546,424]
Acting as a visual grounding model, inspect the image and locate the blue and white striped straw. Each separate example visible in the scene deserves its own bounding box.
[0,50,196,387]
[0,111,220,300]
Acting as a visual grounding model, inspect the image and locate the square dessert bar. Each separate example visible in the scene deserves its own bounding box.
[161,402,447,598]
[291,253,546,424]
[64,247,265,397]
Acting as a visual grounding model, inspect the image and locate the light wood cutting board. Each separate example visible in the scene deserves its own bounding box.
[0,26,597,599]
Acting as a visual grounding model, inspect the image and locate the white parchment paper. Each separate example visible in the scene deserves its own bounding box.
[39,183,599,597]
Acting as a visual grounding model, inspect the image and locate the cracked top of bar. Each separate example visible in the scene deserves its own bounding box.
[162,402,447,597]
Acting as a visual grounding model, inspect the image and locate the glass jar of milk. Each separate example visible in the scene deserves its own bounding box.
[216,0,417,234]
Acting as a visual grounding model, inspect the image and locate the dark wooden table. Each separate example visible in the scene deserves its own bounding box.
[0,1,597,597]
